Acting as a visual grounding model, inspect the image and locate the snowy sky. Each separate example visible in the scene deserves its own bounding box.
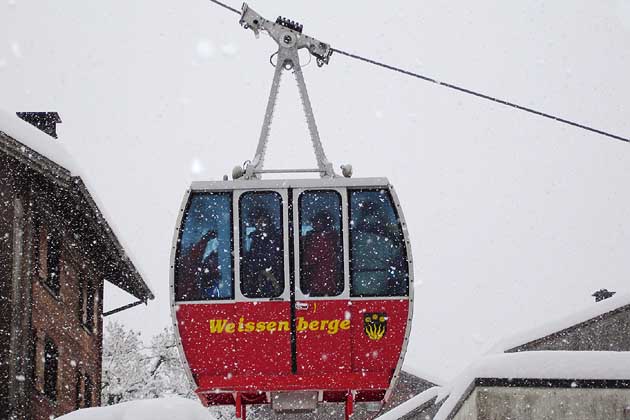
[2,0,629,383]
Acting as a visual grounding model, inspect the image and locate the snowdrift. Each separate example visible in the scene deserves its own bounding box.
[57,397,217,420]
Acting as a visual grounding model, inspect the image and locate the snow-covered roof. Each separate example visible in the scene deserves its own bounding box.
[0,108,78,174]
[375,386,441,420]
[490,292,630,353]
[433,351,630,420]
[0,107,154,301]
[57,397,217,420]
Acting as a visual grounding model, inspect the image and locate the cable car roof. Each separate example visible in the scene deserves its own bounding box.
[190,177,392,191]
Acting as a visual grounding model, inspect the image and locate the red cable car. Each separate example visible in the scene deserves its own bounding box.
[170,5,414,419]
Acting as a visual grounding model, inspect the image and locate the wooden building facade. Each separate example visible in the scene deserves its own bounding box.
[0,112,154,420]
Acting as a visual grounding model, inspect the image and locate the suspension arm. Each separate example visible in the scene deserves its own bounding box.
[238,3,336,179]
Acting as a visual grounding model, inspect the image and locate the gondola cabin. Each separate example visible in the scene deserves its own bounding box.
[170,177,413,419]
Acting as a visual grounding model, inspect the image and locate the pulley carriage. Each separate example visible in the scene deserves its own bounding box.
[170,4,413,419]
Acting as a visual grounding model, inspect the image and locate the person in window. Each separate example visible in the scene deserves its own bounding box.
[242,206,283,297]
[301,210,342,296]
[352,200,401,295]
[179,230,221,300]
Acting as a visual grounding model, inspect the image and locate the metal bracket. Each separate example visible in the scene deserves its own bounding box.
[238,4,335,179]
[103,299,146,317]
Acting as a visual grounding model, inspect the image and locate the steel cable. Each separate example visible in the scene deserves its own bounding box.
[206,0,629,144]
[332,48,629,144]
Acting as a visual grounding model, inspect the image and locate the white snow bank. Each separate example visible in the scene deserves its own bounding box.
[434,351,630,420]
[375,386,441,420]
[58,397,218,420]
[490,292,630,353]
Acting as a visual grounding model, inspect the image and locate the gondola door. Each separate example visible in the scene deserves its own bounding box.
[234,189,293,378]
[292,188,352,377]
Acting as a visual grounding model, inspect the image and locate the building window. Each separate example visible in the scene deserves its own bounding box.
[84,374,93,408]
[74,371,82,409]
[43,337,58,401]
[31,330,38,385]
[38,223,62,296]
[74,370,93,408]
[79,274,96,332]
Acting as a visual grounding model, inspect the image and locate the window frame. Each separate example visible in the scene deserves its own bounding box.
[36,217,62,298]
[43,336,59,402]
[295,188,347,300]
[174,191,235,302]
[78,273,96,332]
[235,189,289,302]
[83,373,93,408]
[348,188,410,298]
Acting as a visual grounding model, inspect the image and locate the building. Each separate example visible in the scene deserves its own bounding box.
[0,110,154,420]
[394,292,630,420]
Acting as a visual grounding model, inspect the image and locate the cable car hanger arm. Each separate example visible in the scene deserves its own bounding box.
[235,3,336,179]
[208,0,629,145]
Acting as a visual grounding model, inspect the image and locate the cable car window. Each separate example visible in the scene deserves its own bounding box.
[349,190,409,297]
[299,190,344,297]
[239,191,284,298]
[175,192,234,301]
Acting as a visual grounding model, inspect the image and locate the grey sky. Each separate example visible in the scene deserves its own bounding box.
[2,0,629,382]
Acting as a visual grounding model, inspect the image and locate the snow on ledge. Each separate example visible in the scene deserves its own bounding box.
[57,397,218,420]
[490,292,630,353]
[433,351,630,420]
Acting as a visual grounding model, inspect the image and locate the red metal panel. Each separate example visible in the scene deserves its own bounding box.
[176,298,409,403]
[234,302,292,376]
[176,303,236,377]
[350,300,409,373]
[176,302,292,381]
[295,299,352,375]
[196,371,391,391]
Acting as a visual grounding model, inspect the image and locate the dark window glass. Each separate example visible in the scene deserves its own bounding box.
[78,274,84,321]
[43,338,58,401]
[84,374,93,408]
[349,190,409,297]
[75,372,82,409]
[239,192,284,298]
[79,275,95,331]
[176,192,234,301]
[299,191,343,297]
[31,330,38,385]
[46,229,61,295]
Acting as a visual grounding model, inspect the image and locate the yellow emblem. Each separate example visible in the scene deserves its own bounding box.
[363,312,387,341]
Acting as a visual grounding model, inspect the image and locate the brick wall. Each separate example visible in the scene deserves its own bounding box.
[30,216,104,420]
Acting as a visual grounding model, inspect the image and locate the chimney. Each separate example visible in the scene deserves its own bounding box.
[16,112,62,138]
[592,289,616,302]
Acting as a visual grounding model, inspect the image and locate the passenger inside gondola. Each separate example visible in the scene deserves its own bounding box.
[301,209,343,296]
[179,230,221,300]
[240,202,284,298]
[350,192,408,297]
[176,193,233,301]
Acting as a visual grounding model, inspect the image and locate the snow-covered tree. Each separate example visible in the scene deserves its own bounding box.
[101,322,237,419]
[101,322,193,404]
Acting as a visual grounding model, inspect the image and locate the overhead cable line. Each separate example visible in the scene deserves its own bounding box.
[332,48,629,144]
[208,0,240,15]
[207,0,629,144]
